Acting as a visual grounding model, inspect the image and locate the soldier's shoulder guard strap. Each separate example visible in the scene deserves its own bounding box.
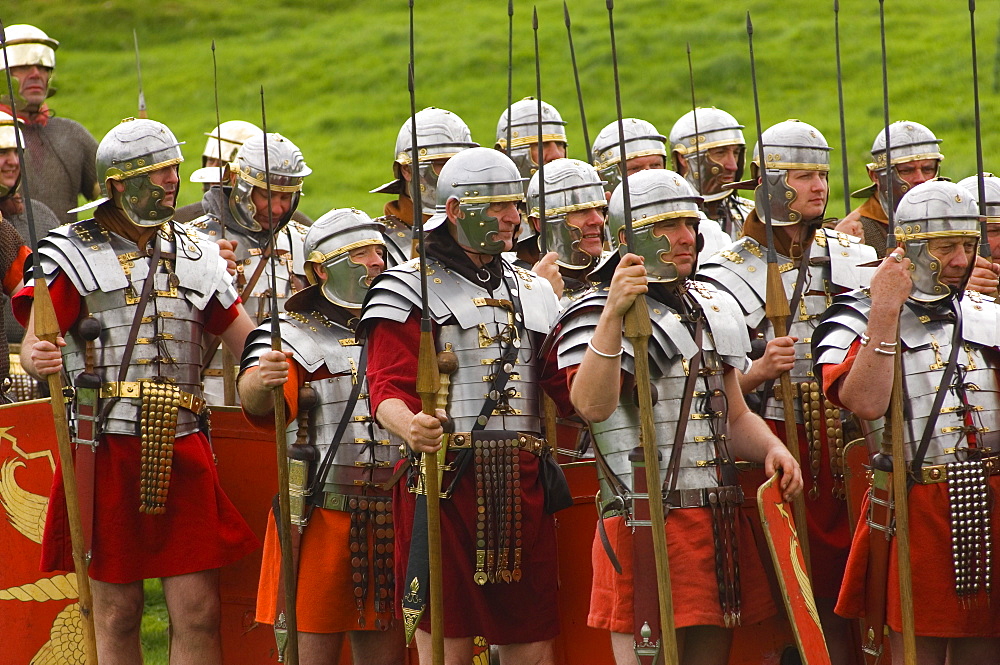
[172,223,238,310]
[816,227,878,290]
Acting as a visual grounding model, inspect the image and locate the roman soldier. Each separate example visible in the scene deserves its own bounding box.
[814,179,1000,663]
[239,208,404,664]
[547,168,801,664]
[186,131,312,403]
[698,119,877,663]
[371,107,477,264]
[361,147,564,664]
[15,117,257,665]
[669,107,754,239]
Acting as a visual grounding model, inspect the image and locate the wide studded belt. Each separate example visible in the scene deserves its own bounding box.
[448,431,546,455]
[101,381,207,415]
[663,484,744,509]
[320,490,392,511]
[912,455,1000,484]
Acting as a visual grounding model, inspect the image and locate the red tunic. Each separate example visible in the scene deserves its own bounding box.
[15,274,257,583]
[821,341,1000,637]
[367,314,561,644]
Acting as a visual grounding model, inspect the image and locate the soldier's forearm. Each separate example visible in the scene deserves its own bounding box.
[237,368,274,416]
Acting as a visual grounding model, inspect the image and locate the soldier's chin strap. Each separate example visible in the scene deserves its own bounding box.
[907,297,964,478]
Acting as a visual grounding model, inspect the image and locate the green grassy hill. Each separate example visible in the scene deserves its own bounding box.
[7,0,999,219]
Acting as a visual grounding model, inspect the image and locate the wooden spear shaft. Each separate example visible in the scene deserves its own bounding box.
[889,337,916,663]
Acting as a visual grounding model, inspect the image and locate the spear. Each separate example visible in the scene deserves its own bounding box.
[607,2,678,663]
[877,1,916,661]
[834,0,851,217]
[533,7,548,256]
[260,90,299,665]
[564,1,592,163]
[685,42,702,196]
[211,40,238,405]
[1,20,99,665]
[969,0,991,259]
[133,29,147,119]
[408,2,444,663]
[505,0,514,158]
[746,11,811,575]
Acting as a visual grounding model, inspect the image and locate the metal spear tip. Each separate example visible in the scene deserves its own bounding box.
[533,5,538,29]
[834,0,839,12]
[509,0,514,17]
[746,12,753,35]
[970,0,975,12]
[212,39,216,51]
[607,0,614,10]
[409,0,414,9]
[563,0,570,25]
[686,41,691,54]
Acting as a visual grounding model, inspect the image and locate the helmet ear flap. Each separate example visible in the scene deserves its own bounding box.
[696,232,705,254]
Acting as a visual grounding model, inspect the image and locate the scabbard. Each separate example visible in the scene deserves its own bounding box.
[629,446,664,665]
[72,371,101,559]
[861,463,893,665]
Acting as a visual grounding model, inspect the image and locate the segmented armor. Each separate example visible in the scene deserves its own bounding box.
[39,219,236,437]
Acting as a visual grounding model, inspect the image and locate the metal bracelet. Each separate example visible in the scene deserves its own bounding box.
[860,332,871,347]
[588,340,624,358]
[873,347,897,356]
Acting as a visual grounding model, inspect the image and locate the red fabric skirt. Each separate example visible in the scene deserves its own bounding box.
[42,432,258,583]
[764,419,852,599]
[392,451,560,645]
[836,476,1000,637]
[588,509,777,632]
[256,506,393,633]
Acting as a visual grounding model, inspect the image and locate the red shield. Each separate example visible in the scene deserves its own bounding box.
[757,473,832,665]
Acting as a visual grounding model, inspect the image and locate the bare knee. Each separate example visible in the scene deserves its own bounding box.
[92,581,144,638]
[161,571,221,636]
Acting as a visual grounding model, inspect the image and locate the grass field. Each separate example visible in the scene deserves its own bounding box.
[4,1,999,661]
[5,0,1000,220]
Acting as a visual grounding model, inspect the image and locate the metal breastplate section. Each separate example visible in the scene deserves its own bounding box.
[591,354,728,493]
[305,369,397,493]
[62,269,207,438]
[436,278,542,434]
[900,330,1000,466]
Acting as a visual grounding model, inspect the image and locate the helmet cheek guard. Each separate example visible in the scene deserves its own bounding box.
[228,132,310,234]
[304,208,386,309]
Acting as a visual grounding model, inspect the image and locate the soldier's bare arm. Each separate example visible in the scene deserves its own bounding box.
[736,335,797,393]
[20,308,66,379]
[376,399,446,454]
[238,349,293,416]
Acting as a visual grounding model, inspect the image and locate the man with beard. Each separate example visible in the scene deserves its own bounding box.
[240,208,405,665]
[0,24,98,225]
[362,147,563,664]
[371,107,477,265]
[698,119,876,664]
[814,180,1000,664]
[547,168,801,664]
[669,107,754,239]
[16,118,258,665]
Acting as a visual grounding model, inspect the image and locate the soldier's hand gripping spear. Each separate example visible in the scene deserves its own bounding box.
[1,20,99,665]
[746,12,812,576]
[260,89,299,665]
[607,2,678,663]
[407,2,445,663]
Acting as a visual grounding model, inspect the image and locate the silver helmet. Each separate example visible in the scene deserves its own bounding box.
[0,112,24,199]
[228,132,311,233]
[304,208,386,309]
[372,107,478,217]
[894,180,979,303]
[750,119,831,226]
[1,24,58,106]
[190,120,262,185]
[608,169,702,283]
[669,107,746,201]
[495,97,568,182]
[527,158,607,270]
[427,147,525,255]
[591,118,667,193]
[96,118,184,227]
[958,173,1000,222]
[864,121,943,213]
